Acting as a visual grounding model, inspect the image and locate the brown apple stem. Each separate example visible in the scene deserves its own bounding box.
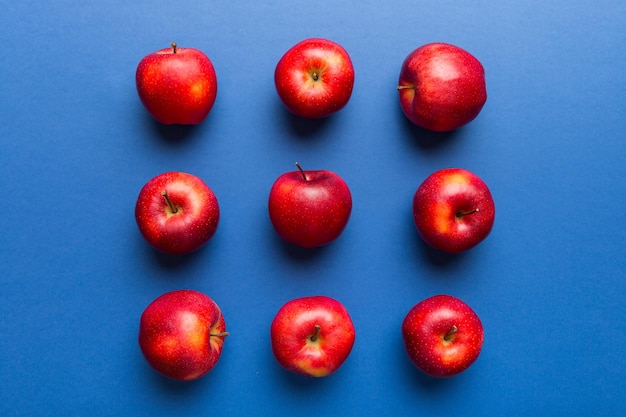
[171,42,177,53]
[456,208,479,218]
[443,325,458,342]
[210,331,230,338]
[311,72,320,81]
[397,85,413,91]
[309,325,322,342]
[295,162,308,181]
[161,191,178,214]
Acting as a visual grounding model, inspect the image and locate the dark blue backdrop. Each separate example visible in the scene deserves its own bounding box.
[1,1,625,416]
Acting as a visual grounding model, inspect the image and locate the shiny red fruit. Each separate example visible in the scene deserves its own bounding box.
[271,296,356,377]
[136,43,217,125]
[398,42,486,132]
[135,172,220,254]
[268,163,352,248]
[402,294,484,378]
[275,38,354,118]
[413,168,495,253]
[138,290,229,381]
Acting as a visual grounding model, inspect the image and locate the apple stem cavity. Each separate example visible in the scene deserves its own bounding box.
[443,325,458,342]
[309,324,322,342]
[171,42,177,54]
[295,162,309,181]
[161,190,178,214]
[456,208,479,218]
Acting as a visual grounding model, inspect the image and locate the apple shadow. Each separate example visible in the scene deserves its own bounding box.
[417,238,468,268]
[261,218,330,264]
[152,249,205,269]
[139,111,207,145]
[141,361,216,398]
[398,110,461,151]
[136,236,214,272]
[277,102,337,140]
[274,235,331,264]
[152,121,203,144]
[274,365,326,387]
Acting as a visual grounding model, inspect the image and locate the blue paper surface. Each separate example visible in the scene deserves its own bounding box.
[1,1,625,415]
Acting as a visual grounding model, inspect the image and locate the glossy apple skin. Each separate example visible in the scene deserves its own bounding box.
[138,290,228,381]
[275,38,355,118]
[398,42,486,132]
[135,172,220,254]
[268,165,352,248]
[136,43,217,125]
[413,168,495,253]
[270,296,356,377]
[402,294,484,378]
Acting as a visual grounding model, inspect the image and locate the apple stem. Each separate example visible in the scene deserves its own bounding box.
[397,85,413,91]
[295,162,308,181]
[309,325,321,342]
[311,71,319,82]
[443,325,458,342]
[456,208,479,218]
[210,331,230,338]
[161,191,178,214]
[171,42,177,53]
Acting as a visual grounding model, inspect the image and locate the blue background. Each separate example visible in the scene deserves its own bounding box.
[1,1,625,415]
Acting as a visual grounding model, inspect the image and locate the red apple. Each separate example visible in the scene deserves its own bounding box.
[413,168,495,253]
[398,42,487,132]
[138,290,229,381]
[402,294,484,378]
[136,42,217,125]
[268,162,352,248]
[270,296,356,377]
[135,172,220,254]
[274,38,355,118]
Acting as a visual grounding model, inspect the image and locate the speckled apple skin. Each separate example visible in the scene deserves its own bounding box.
[398,42,486,132]
[138,290,228,381]
[136,45,217,125]
[413,168,495,253]
[402,294,484,378]
[135,172,220,254]
[275,38,354,118]
[270,296,356,377]
[268,168,352,248]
